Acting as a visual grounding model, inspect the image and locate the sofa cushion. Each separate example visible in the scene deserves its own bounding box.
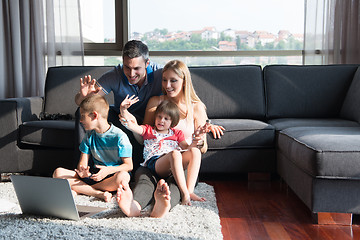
[207,119,275,149]
[268,118,360,131]
[340,67,360,123]
[44,66,114,118]
[190,65,265,120]
[19,120,75,149]
[278,127,360,179]
[264,65,359,119]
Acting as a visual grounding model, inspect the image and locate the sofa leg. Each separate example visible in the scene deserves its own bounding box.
[312,212,352,225]
[248,172,271,181]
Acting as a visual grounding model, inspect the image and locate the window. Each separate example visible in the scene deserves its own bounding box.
[82,0,305,66]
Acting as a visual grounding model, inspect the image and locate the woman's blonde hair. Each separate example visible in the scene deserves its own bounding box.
[162,60,204,119]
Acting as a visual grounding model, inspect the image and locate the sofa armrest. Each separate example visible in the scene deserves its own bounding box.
[0,97,43,173]
[0,97,43,125]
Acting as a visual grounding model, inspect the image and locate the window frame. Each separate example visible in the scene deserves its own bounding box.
[83,0,304,62]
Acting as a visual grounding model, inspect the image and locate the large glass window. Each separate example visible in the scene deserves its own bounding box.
[129,0,304,52]
[80,0,115,43]
[81,0,305,66]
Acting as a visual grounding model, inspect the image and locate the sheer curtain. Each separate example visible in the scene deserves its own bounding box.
[0,0,83,99]
[304,0,360,65]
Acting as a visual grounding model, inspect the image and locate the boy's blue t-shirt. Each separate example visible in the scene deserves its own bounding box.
[79,124,132,167]
[98,62,163,122]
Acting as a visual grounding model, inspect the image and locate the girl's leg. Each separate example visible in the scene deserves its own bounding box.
[155,151,191,205]
[181,148,206,202]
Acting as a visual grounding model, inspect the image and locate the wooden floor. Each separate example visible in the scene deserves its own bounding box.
[206,179,360,240]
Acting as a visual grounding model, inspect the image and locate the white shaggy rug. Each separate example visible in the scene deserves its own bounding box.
[0,181,222,240]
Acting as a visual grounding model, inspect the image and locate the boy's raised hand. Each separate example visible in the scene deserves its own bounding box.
[75,165,91,178]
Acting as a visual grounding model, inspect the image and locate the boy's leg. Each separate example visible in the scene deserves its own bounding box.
[92,171,130,192]
[53,167,112,202]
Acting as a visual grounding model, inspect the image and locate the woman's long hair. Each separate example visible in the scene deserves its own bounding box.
[162,60,205,121]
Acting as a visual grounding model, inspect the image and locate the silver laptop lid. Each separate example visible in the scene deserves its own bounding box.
[10,175,80,221]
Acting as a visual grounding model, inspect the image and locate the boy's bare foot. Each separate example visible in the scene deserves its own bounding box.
[190,192,206,202]
[116,182,141,217]
[150,179,171,218]
[101,191,112,202]
[71,190,78,198]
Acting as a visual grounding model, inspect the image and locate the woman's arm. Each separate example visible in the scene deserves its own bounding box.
[142,96,161,125]
[193,102,209,153]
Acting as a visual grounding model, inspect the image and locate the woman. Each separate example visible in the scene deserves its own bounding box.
[117,60,224,218]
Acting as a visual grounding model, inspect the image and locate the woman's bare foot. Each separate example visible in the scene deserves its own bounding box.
[190,192,206,202]
[116,182,141,217]
[150,179,171,218]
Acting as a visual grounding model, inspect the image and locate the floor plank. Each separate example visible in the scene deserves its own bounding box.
[206,179,360,240]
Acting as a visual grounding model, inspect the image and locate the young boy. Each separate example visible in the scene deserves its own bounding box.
[118,95,208,206]
[53,95,133,202]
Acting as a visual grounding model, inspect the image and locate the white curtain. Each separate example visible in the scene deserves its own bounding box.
[44,0,84,67]
[0,0,83,99]
[304,0,360,65]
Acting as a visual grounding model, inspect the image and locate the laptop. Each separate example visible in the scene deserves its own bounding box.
[10,175,108,221]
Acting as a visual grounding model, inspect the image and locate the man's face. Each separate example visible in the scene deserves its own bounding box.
[122,56,149,86]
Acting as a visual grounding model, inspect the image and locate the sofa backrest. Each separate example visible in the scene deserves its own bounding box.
[189,65,265,120]
[44,66,114,117]
[264,65,359,119]
[340,67,360,123]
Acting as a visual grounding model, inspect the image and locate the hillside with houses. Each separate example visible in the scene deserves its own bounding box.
[129,27,303,51]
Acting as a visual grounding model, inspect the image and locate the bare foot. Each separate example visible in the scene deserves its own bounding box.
[71,190,78,198]
[101,191,112,202]
[150,179,171,218]
[116,182,141,217]
[181,193,191,206]
[190,192,206,202]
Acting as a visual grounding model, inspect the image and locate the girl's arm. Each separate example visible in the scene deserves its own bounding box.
[119,95,144,135]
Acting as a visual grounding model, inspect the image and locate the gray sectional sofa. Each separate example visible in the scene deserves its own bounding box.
[1,64,360,223]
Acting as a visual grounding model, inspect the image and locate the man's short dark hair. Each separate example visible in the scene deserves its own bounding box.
[123,40,149,62]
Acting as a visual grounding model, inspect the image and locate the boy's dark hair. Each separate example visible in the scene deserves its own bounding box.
[155,100,180,128]
[123,40,149,62]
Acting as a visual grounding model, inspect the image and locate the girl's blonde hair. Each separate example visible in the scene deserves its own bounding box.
[162,60,204,120]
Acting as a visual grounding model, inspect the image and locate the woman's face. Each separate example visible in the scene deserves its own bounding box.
[162,69,184,98]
